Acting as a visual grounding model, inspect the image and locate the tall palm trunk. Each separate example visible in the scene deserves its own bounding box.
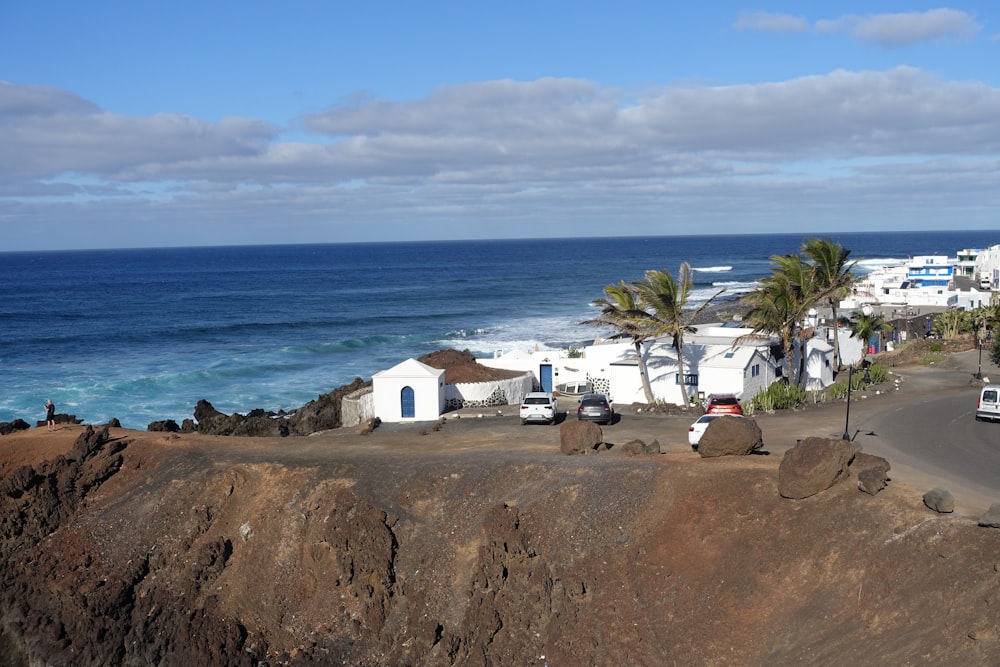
[635,340,654,403]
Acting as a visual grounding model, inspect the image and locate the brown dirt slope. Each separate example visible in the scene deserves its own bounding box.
[2,408,1000,666]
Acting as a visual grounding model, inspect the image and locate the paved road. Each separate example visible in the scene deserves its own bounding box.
[843,348,1000,512]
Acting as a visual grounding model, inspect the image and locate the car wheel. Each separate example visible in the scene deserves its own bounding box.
[520,419,526,425]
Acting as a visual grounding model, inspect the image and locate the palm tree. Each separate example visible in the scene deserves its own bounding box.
[801,238,858,371]
[742,270,800,386]
[842,311,892,361]
[742,254,819,386]
[631,263,724,405]
[584,281,657,402]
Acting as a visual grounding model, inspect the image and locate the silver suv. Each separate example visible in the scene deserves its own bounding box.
[520,392,558,425]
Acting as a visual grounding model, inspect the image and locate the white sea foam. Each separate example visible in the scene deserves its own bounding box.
[855,257,905,273]
[692,265,733,272]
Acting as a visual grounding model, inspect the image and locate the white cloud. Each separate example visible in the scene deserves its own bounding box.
[4,67,1000,248]
[733,11,808,33]
[816,8,980,46]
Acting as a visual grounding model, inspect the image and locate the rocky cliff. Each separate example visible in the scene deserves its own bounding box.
[2,421,1000,666]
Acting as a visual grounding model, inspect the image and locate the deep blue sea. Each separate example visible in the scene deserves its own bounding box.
[2,231,997,429]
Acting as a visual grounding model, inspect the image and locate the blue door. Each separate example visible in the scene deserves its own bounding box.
[400,386,415,418]
[539,364,553,392]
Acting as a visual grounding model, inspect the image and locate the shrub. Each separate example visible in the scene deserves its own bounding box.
[928,342,943,352]
[919,353,947,365]
[867,362,888,384]
[748,382,809,412]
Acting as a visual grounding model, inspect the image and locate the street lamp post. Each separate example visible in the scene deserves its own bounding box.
[977,335,983,380]
[842,364,872,441]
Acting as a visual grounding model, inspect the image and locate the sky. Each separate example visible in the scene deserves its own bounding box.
[2,1,1000,250]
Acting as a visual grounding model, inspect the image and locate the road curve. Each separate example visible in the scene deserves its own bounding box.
[847,349,1000,512]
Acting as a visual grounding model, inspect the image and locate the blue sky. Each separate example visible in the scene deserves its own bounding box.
[2,2,999,250]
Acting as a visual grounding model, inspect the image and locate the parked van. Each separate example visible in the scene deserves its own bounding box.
[976,385,1000,422]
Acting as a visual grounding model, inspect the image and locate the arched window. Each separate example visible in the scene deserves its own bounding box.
[400,386,415,418]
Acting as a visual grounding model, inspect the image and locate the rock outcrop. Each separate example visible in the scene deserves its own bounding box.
[697,416,763,457]
[778,437,856,499]
[0,418,31,435]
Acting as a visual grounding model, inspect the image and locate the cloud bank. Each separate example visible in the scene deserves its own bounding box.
[3,60,1000,248]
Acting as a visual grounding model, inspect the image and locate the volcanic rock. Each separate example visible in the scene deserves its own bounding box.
[778,437,856,499]
[559,420,602,454]
[622,439,661,456]
[851,452,891,495]
[923,487,955,513]
[697,416,763,457]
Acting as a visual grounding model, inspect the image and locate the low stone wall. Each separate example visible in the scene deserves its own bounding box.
[341,386,375,426]
[445,374,534,411]
[873,334,976,367]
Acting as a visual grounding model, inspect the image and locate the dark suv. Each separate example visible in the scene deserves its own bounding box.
[577,393,614,425]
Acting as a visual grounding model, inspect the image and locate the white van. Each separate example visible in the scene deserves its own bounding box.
[976,385,1000,422]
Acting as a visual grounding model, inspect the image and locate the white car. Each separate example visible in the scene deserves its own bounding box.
[520,392,558,425]
[688,413,743,447]
[976,385,1000,422]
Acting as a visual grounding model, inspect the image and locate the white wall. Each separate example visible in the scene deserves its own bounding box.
[444,374,534,410]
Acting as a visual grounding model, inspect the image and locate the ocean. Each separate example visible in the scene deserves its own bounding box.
[2,231,997,429]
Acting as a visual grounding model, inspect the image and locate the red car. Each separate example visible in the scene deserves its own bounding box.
[705,393,743,415]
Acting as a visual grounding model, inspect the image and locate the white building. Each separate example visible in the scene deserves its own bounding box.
[479,322,790,407]
[372,358,445,422]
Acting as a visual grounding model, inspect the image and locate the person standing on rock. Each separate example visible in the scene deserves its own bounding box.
[45,399,56,431]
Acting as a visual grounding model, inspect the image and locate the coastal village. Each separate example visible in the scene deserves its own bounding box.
[364,242,1000,423]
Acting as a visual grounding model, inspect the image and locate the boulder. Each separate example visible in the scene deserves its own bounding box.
[147,420,180,433]
[622,439,660,457]
[778,437,856,499]
[850,452,891,495]
[923,487,955,513]
[697,416,763,458]
[559,421,602,455]
[978,503,1000,528]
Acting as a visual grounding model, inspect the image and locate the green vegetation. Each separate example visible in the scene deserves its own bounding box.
[747,382,809,412]
[919,353,947,365]
[741,239,858,386]
[746,362,889,414]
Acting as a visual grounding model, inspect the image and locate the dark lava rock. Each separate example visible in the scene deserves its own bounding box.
[778,437,856,499]
[851,452,891,496]
[622,439,661,456]
[0,419,31,435]
[697,416,763,457]
[147,419,180,433]
[923,487,955,513]
[288,377,370,435]
[559,421,603,455]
